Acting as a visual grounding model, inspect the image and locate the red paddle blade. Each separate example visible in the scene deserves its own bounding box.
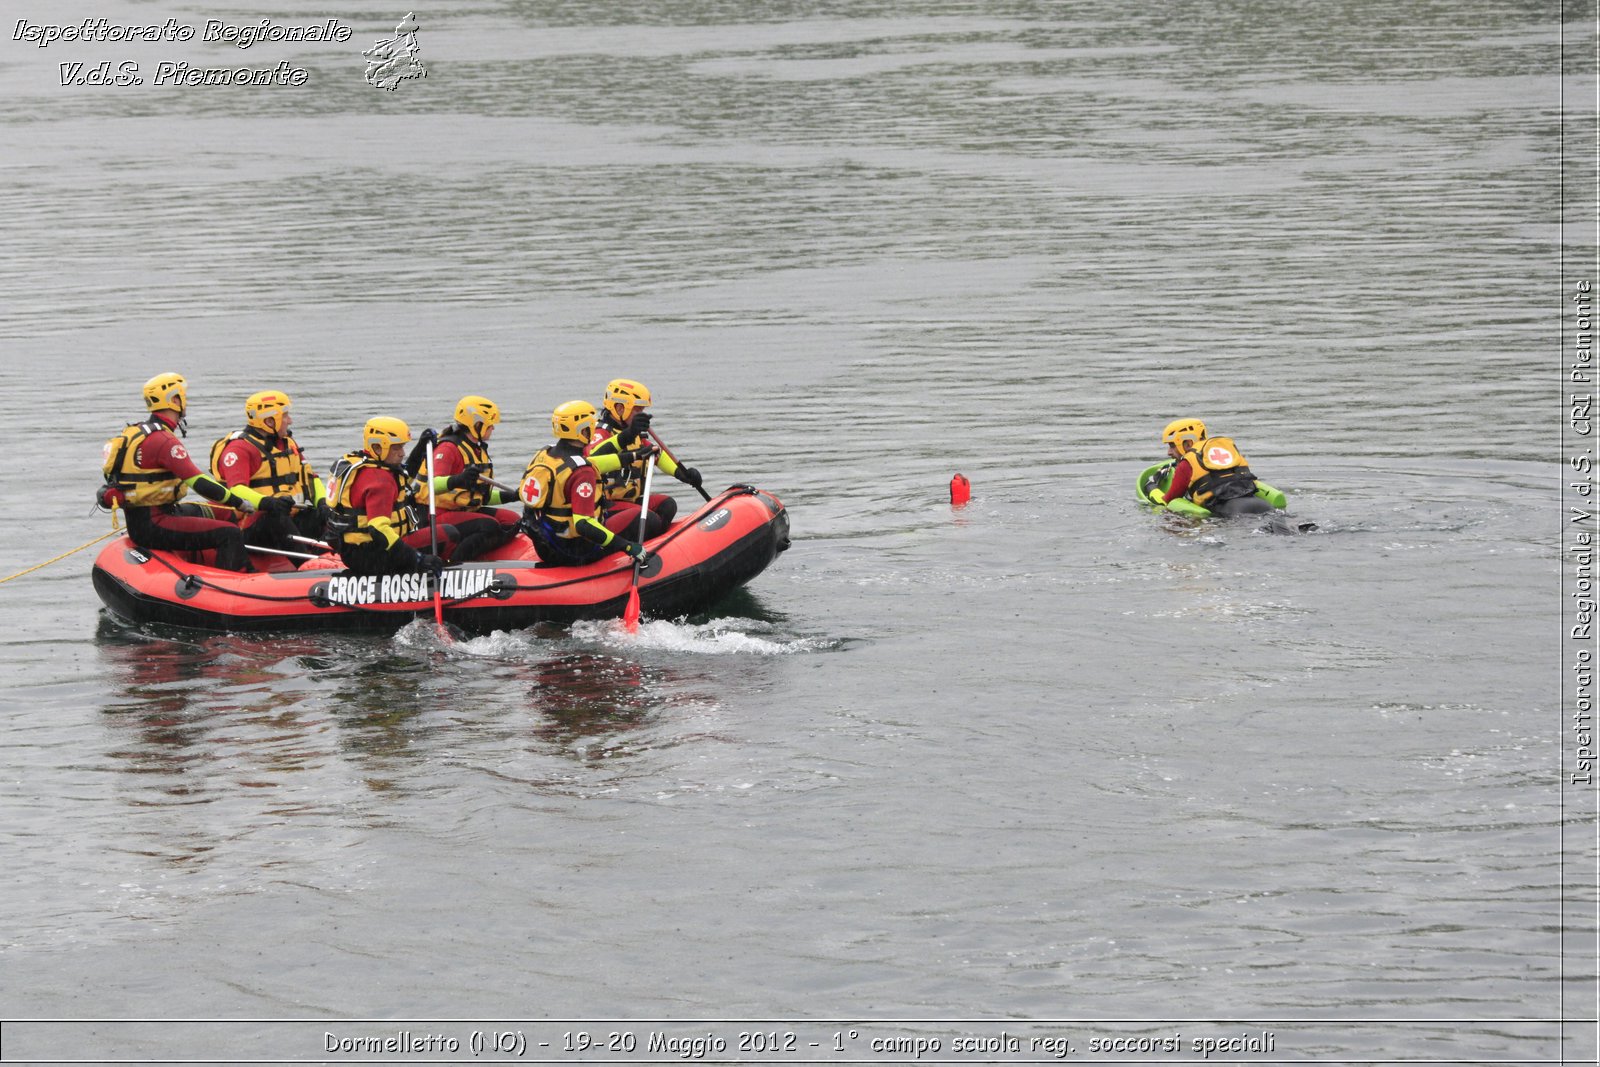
[622,587,641,633]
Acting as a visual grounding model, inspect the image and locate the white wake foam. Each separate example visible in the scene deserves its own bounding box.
[572,616,834,655]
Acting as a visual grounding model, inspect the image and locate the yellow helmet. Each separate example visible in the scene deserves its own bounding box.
[1162,418,1207,451]
[602,378,651,425]
[453,395,500,440]
[245,390,291,433]
[142,372,188,415]
[363,416,412,459]
[551,400,597,444]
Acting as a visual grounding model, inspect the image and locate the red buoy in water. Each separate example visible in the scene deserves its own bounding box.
[949,473,970,507]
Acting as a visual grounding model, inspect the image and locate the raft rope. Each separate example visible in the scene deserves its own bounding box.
[0,528,122,585]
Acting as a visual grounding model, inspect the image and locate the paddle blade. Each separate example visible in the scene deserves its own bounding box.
[622,586,641,633]
[433,589,452,640]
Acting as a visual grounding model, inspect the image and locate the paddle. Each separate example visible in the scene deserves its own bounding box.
[645,429,711,502]
[425,440,445,630]
[622,456,656,633]
[246,544,319,561]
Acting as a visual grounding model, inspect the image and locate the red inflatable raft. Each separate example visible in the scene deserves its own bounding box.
[92,486,790,633]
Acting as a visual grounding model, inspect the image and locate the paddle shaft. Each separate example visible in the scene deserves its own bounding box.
[426,441,443,627]
[246,544,319,561]
[646,429,711,501]
[622,457,655,632]
[635,455,655,545]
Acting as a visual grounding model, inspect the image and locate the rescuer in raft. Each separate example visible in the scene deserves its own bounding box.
[324,417,446,576]
[1150,418,1275,517]
[585,378,701,541]
[210,389,328,552]
[520,400,654,568]
[99,372,273,572]
[415,395,522,564]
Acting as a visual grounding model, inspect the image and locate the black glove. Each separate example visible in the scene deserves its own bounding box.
[446,463,486,491]
[402,429,439,479]
[315,500,332,525]
[628,411,653,434]
[675,466,702,489]
[620,443,659,465]
[260,495,293,517]
[416,553,445,576]
[620,541,652,565]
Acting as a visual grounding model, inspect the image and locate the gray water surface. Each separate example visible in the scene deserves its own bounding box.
[0,0,1588,1062]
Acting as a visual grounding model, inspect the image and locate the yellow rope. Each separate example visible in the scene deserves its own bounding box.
[0,526,121,584]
